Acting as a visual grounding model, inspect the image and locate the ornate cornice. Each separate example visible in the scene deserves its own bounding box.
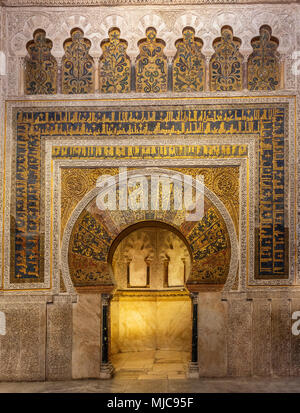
[0,0,299,6]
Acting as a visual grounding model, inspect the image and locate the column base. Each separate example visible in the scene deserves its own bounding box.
[187,361,199,379]
[100,362,114,379]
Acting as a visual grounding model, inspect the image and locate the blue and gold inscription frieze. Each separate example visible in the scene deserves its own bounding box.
[12,104,288,283]
[53,144,248,159]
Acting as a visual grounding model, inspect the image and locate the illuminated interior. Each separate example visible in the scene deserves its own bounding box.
[110,225,192,377]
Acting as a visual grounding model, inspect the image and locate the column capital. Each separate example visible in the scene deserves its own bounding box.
[101,293,112,306]
[190,292,199,304]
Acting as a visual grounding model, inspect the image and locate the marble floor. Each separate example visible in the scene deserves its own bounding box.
[1,376,300,393]
[111,350,190,380]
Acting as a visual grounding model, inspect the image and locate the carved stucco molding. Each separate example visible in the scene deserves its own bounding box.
[1,0,299,5]
[4,6,296,58]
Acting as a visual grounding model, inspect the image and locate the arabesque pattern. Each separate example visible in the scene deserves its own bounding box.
[62,28,94,94]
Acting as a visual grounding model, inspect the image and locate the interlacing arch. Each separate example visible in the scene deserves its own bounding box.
[24,24,281,94]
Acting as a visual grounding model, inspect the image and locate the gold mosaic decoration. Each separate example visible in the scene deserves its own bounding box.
[24,29,57,95]
[248,25,280,91]
[135,27,168,93]
[11,105,288,284]
[99,28,131,93]
[172,27,205,92]
[63,166,238,286]
[62,28,94,94]
[209,26,243,91]
[61,167,239,238]
[68,193,231,286]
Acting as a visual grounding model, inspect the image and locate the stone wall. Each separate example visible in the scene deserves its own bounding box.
[0,291,300,379]
[72,293,101,379]
[0,295,73,381]
[198,292,300,377]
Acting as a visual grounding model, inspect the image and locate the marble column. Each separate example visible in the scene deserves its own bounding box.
[187,292,199,378]
[100,293,114,379]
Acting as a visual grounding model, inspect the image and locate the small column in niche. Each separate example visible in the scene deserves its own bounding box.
[163,257,169,288]
[145,258,151,288]
[187,292,199,378]
[126,258,131,288]
[100,293,114,379]
[182,258,186,283]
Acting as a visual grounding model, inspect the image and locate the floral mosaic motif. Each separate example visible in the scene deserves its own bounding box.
[62,28,94,94]
[187,206,230,284]
[209,26,243,91]
[135,27,168,93]
[172,27,205,92]
[24,29,57,95]
[99,27,131,93]
[248,25,280,91]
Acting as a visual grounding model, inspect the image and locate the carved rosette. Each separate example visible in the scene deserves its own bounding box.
[209,26,243,91]
[135,27,168,93]
[247,25,280,91]
[99,27,131,93]
[24,29,57,95]
[172,27,205,92]
[62,28,94,94]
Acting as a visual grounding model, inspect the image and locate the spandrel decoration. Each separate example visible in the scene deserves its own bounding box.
[210,26,243,91]
[99,28,131,93]
[248,25,280,91]
[135,27,168,93]
[25,29,57,95]
[62,28,94,94]
[172,27,205,92]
